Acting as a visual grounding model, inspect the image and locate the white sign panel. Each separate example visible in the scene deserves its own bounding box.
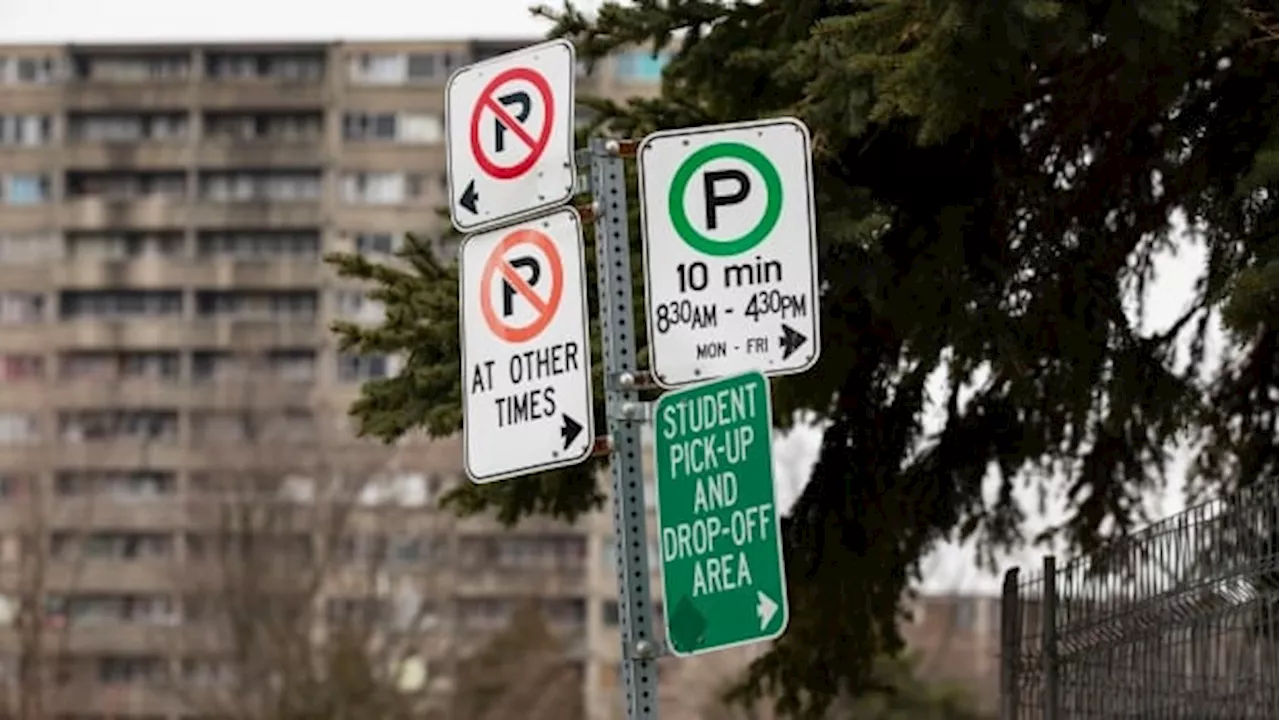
[637,117,821,388]
[445,39,577,233]
[459,207,595,483]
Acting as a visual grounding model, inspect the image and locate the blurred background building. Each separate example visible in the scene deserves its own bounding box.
[0,38,996,719]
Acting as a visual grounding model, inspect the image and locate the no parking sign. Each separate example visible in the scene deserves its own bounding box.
[445,40,577,232]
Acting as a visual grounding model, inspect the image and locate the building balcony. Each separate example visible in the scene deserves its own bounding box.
[0,146,55,173]
[63,140,193,168]
[451,566,587,598]
[192,200,324,228]
[55,441,190,470]
[197,138,327,167]
[56,255,192,288]
[55,256,324,290]
[0,443,48,472]
[47,496,187,532]
[49,377,187,408]
[194,317,325,348]
[0,203,59,232]
[45,681,182,718]
[339,143,445,171]
[53,317,324,350]
[0,84,60,113]
[42,623,185,656]
[197,78,327,109]
[47,558,176,594]
[0,379,47,411]
[63,196,189,230]
[0,323,53,351]
[0,263,53,292]
[190,257,325,288]
[63,79,194,110]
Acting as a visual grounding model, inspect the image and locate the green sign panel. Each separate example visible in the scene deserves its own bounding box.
[653,370,789,657]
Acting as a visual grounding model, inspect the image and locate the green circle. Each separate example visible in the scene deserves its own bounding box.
[668,142,783,257]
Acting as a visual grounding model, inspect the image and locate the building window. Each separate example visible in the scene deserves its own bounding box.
[405,52,462,82]
[196,230,319,258]
[65,172,186,200]
[76,54,189,81]
[0,233,59,263]
[1,174,51,205]
[192,349,316,383]
[354,232,398,256]
[57,410,180,444]
[348,53,408,84]
[67,112,187,142]
[1,354,44,382]
[333,289,385,323]
[341,172,427,205]
[194,290,318,319]
[0,413,38,445]
[0,56,62,85]
[58,351,179,381]
[614,51,670,82]
[0,115,52,146]
[0,292,44,324]
[200,171,321,201]
[600,537,617,573]
[204,112,323,141]
[96,655,170,684]
[65,232,182,259]
[48,594,177,626]
[54,471,176,500]
[602,600,619,626]
[59,290,183,319]
[337,353,390,382]
[0,474,27,501]
[952,598,976,631]
[342,112,442,144]
[206,53,325,80]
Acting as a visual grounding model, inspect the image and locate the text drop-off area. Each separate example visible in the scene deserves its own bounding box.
[658,377,772,597]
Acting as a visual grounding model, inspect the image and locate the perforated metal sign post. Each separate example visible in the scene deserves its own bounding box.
[445,39,577,233]
[458,207,594,483]
[637,117,821,387]
[588,138,662,720]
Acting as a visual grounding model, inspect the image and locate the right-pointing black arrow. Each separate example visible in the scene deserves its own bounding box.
[560,414,584,451]
[459,179,479,214]
[779,324,808,361]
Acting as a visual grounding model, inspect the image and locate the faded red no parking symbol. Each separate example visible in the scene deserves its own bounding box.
[480,229,565,343]
[469,67,555,180]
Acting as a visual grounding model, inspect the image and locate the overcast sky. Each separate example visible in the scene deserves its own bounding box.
[1,0,1216,595]
[0,0,576,42]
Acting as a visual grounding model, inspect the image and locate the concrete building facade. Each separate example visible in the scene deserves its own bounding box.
[0,38,665,720]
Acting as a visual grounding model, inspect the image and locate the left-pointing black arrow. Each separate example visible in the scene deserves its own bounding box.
[459,179,479,214]
[560,414,584,451]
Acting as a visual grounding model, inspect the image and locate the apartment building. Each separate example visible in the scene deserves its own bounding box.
[0,39,664,719]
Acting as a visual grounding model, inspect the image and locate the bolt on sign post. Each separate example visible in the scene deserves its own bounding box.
[445,39,577,232]
[637,118,821,387]
[652,370,789,657]
[458,207,594,483]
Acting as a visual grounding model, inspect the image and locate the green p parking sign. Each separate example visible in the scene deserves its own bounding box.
[638,117,821,388]
[668,142,784,256]
[653,370,788,657]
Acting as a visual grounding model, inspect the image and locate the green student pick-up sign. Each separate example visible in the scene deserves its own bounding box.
[653,370,789,657]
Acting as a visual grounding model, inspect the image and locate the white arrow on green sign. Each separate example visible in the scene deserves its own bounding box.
[653,370,789,657]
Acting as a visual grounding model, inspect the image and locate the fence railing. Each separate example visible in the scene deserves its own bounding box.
[999,483,1279,719]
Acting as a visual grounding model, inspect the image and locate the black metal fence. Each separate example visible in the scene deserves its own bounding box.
[999,483,1279,719]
